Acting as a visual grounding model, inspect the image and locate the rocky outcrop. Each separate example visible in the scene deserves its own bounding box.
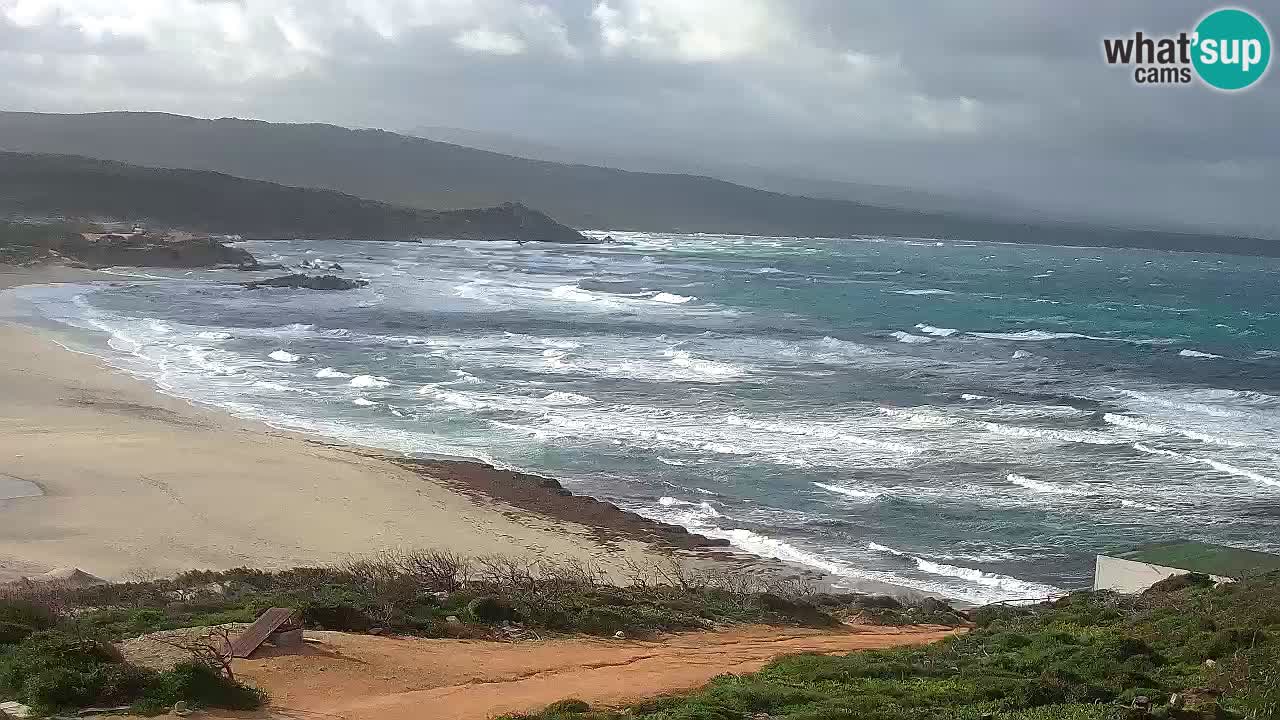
[242,274,369,290]
[47,230,257,269]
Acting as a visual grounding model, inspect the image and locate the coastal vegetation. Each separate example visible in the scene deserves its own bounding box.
[506,572,1280,720]
[0,550,963,715]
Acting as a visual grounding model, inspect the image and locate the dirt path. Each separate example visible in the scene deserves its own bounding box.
[228,624,959,720]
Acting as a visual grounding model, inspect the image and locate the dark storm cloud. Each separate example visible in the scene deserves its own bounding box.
[0,0,1275,233]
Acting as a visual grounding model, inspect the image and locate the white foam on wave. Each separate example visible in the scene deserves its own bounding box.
[724,414,923,456]
[656,457,686,466]
[973,330,1083,341]
[890,331,932,344]
[179,345,242,376]
[814,482,883,501]
[866,543,1062,600]
[349,374,391,388]
[1102,413,1246,448]
[315,367,352,379]
[422,386,486,409]
[894,288,954,295]
[1179,349,1222,359]
[912,558,1060,598]
[651,292,696,304]
[1119,389,1244,418]
[450,369,485,384]
[915,323,957,337]
[1011,350,1034,359]
[251,381,310,394]
[663,349,748,379]
[1008,473,1078,495]
[1133,443,1280,487]
[960,393,992,401]
[541,391,593,406]
[752,267,784,274]
[983,422,1118,445]
[268,350,300,363]
[657,496,723,518]
[197,331,232,341]
[1120,499,1168,512]
[352,397,376,406]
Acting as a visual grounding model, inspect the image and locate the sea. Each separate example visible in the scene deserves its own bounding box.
[5,230,1279,605]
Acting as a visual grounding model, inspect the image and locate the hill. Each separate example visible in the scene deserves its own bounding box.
[0,111,1275,256]
[0,151,586,243]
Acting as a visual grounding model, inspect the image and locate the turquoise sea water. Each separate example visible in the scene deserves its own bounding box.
[9,231,1280,603]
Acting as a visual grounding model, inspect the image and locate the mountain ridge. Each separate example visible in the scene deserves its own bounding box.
[0,111,1274,256]
[0,151,587,243]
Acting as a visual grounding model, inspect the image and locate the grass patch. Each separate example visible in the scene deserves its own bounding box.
[504,572,1280,720]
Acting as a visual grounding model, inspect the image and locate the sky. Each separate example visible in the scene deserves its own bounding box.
[1,0,1277,235]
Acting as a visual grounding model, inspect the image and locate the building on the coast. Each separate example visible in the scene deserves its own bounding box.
[1094,542,1280,593]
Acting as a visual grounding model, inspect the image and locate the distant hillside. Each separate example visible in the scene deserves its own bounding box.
[0,111,1275,256]
[0,152,586,242]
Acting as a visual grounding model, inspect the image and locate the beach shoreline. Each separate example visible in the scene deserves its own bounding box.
[0,263,949,603]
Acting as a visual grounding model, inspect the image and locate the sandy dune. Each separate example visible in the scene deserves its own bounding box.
[231,624,959,720]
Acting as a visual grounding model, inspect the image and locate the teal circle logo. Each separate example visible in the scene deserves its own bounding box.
[1193,8,1271,90]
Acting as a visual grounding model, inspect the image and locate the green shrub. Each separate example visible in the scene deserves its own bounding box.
[132,661,265,714]
[506,572,1280,720]
[467,595,518,624]
[0,620,38,645]
[0,630,152,712]
[303,604,372,632]
[543,698,591,714]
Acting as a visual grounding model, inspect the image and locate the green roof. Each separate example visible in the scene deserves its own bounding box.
[1119,542,1280,578]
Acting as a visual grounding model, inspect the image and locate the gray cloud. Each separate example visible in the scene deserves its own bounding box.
[1,0,1276,234]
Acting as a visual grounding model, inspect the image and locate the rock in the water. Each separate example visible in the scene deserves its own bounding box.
[242,274,369,291]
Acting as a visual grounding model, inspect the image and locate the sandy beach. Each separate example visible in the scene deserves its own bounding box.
[0,265,673,583]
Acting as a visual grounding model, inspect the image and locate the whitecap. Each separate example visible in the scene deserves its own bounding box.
[915,323,957,337]
[982,423,1117,445]
[911,558,1060,598]
[1133,443,1279,487]
[651,292,696,304]
[315,367,352,379]
[890,331,932,344]
[664,349,747,379]
[974,330,1083,341]
[1008,473,1078,495]
[197,331,233,341]
[893,288,954,295]
[1102,413,1246,448]
[814,482,882,501]
[252,381,298,393]
[349,374,391,388]
[657,496,723,518]
[1120,499,1168,512]
[268,350,300,363]
[657,457,686,466]
[960,393,992,401]
[541,391,593,406]
[352,397,376,406]
[1011,350,1034,359]
[1179,349,1222,359]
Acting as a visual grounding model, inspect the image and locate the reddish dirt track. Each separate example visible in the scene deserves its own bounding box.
[219,624,960,720]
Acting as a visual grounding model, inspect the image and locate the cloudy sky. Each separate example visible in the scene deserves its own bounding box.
[1,0,1276,234]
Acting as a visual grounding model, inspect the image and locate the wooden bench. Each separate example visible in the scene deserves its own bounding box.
[230,608,303,658]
